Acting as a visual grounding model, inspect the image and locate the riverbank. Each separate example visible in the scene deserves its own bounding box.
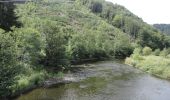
[7,70,49,99]
[16,61,170,100]
[10,75,77,100]
[7,62,98,99]
[125,55,170,80]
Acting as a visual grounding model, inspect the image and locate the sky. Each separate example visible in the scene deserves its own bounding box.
[106,0,170,24]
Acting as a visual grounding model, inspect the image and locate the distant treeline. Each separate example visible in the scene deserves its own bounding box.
[154,24,170,35]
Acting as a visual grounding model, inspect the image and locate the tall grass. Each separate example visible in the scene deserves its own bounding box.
[11,64,65,94]
[125,47,170,79]
[11,69,48,94]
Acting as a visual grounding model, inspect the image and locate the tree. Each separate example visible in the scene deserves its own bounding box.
[90,1,103,13]
[124,17,140,39]
[154,24,170,35]
[113,32,133,58]
[112,14,124,29]
[13,27,45,66]
[0,0,20,31]
[43,22,71,68]
[0,31,19,97]
[142,47,152,56]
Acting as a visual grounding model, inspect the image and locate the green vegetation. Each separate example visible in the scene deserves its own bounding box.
[81,0,169,49]
[154,24,170,35]
[1,0,170,98]
[0,0,20,31]
[142,47,152,55]
[125,47,170,79]
[0,30,19,97]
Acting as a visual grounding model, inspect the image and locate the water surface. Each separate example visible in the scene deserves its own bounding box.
[16,61,170,100]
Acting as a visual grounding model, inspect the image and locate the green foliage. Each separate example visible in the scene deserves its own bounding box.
[152,49,161,56]
[126,55,170,79]
[159,48,170,57]
[90,1,103,13]
[126,48,170,79]
[12,69,47,93]
[0,28,5,33]
[137,26,164,49]
[79,0,170,49]
[13,27,45,65]
[113,32,133,58]
[142,47,152,56]
[129,48,143,61]
[0,32,19,97]
[154,24,170,35]
[0,1,20,31]
[56,72,64,78]
[43,21,71,67]
[133,48,142,54]
[112,14,124,29]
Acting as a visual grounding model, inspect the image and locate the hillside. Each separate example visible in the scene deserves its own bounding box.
[154,24,170,35]
[79,0,170,49]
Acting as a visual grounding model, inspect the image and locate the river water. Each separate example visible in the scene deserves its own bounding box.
[16,61,170,100]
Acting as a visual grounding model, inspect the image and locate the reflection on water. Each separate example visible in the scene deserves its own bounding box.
[16,61,170,100]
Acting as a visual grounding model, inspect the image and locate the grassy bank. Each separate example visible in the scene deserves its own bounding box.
[11,70,47,95]
[8,66,65,99]
[125,47,170,79]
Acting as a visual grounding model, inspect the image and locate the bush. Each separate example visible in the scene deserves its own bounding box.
[125,54,170,80]
[133,48,142,55]
[125,57,136,66]
[142,47,152,56]
[13,27,45,66]
[152,49,160,56]
[128,48,143,61]
[159,48,169,57]
[166,54,170,58]
[0,33,19,97]
[43,22,70,68]
[132,53,144,60]
[11,70,47,93]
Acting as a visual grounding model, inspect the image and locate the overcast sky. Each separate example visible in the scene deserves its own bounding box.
[106,0,170,24]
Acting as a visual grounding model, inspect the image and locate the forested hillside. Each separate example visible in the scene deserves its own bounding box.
[154,24,170,35]
[79,0,170,49]
[1,0,170,98]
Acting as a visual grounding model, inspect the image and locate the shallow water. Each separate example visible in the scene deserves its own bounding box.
[16,61,170,100]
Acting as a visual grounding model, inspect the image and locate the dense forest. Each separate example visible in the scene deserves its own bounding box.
[1,0,170,98]
[154,24,170,35]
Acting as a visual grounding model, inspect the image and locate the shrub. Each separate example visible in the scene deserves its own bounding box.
[125,57,133,65]
[152,49,160,56]
[43,22,70,68]
[142,47,152,56]
[125,54,170,80]
[132,53,144,60]
[11,70,47,93]
[129,48,143,61]
[159,48,169,57]
[133,48,142,55]
[0,33,19,97]
[166,54,170,58]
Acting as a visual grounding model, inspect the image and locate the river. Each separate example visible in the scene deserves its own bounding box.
[16,61,170,100]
